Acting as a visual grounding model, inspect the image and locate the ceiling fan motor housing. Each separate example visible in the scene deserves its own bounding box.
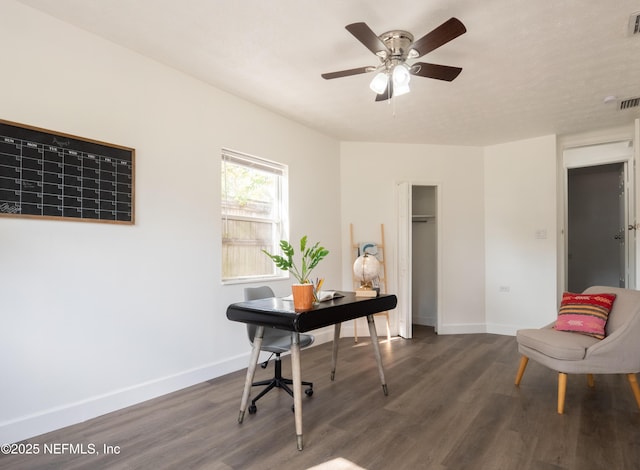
[378,30,414,61]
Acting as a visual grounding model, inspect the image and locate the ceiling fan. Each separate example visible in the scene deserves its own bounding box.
[321,17,467,101]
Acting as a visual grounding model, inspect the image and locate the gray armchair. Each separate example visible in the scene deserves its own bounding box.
[515,285,640,414]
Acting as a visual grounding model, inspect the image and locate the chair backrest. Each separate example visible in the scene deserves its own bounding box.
[244,286,275,301]
[243,286,279,343]
[583,286,640,336]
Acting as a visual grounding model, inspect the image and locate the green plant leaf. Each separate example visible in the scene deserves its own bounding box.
[263,235,329,284]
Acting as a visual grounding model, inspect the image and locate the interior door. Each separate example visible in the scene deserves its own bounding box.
[396,182,412,339]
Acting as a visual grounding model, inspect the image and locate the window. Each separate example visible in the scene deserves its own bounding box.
[221,149,288,282]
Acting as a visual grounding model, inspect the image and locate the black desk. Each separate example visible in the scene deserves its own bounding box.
[226,292,398,450]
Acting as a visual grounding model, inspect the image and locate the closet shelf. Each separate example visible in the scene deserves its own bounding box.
[412,214,435,223]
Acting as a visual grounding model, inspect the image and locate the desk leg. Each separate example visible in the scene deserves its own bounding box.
[330,323,341,381]
[367,315,388,396]
[238,325,264,424]
[290,332,304,450]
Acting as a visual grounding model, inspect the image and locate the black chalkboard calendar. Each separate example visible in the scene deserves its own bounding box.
[0,119,134,224]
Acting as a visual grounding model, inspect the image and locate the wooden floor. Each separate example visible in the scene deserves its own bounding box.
[4,325,640,470]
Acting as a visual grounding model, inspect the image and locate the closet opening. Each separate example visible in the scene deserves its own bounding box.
[411,186,437,329]
[397,182,440,339]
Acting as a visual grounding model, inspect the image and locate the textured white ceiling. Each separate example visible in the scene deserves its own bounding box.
[16,0,640,145]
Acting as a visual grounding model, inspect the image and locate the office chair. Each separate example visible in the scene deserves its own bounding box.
[244,286,314,414]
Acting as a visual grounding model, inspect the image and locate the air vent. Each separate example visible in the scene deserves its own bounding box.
[620,97,640,110]
[629,11,640,35]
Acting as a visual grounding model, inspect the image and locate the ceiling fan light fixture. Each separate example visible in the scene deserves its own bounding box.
[369,71,389,94]
[392,64,411,87]
[391,64,411,96]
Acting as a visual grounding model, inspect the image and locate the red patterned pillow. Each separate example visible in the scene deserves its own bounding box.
[554,292,616,339]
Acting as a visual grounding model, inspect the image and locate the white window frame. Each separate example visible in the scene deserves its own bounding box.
[221,148,289,284]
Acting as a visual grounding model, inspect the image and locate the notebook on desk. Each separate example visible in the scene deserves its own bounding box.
[282,290,344,302]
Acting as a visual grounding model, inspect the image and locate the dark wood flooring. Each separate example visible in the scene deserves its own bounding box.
[3,326,640,469]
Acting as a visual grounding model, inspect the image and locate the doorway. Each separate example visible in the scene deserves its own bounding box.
[396,182,440,339]
[563,140,635,292]
[567,163,625,291]
[411,186,437,327]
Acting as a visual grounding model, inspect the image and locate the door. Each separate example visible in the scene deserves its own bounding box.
[396,182,412,338]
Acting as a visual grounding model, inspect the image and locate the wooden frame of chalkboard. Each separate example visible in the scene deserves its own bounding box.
[0,119,135,225]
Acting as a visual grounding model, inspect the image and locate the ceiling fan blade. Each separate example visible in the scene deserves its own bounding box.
[410,17,466,58]
[345,22,390,56]
[321,66,375,80]
[375,81,393,102]
[410,62,462,81]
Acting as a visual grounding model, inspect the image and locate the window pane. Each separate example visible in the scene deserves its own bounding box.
[221,150,287,282]
[222,218,274,278]
[221,160,277,217]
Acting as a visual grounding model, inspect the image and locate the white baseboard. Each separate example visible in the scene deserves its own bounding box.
[437,323,520,336]
[485,323,519,336]
[0,354,250,445]
[0,331,338,445]
[437,323,487,335]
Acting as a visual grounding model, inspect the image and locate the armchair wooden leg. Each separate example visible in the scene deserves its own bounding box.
[627,373,640,409]
[587,374,595,388]
[558,373,567,414]
[515,356,529,386]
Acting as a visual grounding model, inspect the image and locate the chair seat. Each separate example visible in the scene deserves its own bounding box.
[260,330,314,354]
[517,327,599,361]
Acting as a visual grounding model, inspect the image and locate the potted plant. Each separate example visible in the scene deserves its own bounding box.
[263,236,329,311]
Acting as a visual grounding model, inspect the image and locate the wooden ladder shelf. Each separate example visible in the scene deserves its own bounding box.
[350,223,391,342]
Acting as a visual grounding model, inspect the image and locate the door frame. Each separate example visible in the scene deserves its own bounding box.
[396,181,443,338]
[562,140,635,290]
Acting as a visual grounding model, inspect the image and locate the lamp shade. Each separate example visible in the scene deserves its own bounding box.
[369,72,389,94]
[392,64,411,96]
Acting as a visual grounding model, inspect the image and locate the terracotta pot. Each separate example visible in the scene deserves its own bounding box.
[291,283,314,311]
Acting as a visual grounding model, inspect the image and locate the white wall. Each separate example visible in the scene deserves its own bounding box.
[0,2,341,443]
[340,142,486,335]
[484,135,558,334]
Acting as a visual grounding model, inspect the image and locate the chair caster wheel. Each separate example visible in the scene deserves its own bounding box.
[248,404,257,414]
[305,388,313,397]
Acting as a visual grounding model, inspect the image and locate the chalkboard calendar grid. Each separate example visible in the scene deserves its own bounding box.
[0,119,135,224]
